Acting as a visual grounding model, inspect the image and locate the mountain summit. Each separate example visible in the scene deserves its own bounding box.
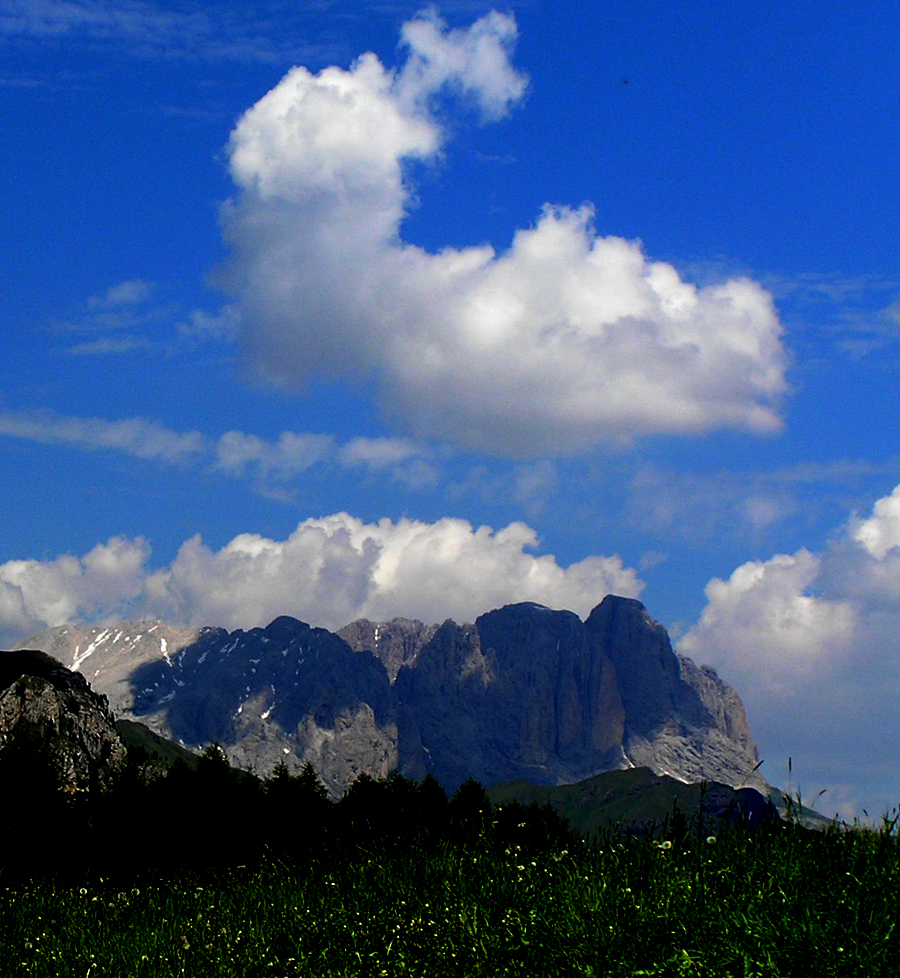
[14,596,762,797]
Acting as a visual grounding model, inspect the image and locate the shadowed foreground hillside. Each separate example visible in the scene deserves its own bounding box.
[1,740,898,977]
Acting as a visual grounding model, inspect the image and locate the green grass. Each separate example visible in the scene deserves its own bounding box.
[3,817,898,978]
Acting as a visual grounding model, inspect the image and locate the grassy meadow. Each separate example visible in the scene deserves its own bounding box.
[3,805,900,976]
[1,742,898,977]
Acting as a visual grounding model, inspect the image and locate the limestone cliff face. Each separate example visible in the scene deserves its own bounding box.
[395,603,626,789]
[0,649,127,791]
[677,654,757,756]
[586,596,763,789]
[585,596,685,736]
[15,595,763,795]
[337,618,437,682]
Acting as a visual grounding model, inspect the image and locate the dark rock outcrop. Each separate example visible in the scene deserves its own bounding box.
[0,649,127,791]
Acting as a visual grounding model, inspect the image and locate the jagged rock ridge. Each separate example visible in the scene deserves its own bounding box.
[12,596,763,797]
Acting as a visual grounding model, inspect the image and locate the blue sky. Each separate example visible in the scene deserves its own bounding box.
[2,0,900,818]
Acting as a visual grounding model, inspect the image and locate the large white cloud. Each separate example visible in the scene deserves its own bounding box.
[0,537,154,644]
[0,514,643,647]
[221,8,788,457]
[680,484,900,819]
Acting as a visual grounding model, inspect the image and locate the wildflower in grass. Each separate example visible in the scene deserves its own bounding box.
[660,840,672,850]
[706,836,717,845]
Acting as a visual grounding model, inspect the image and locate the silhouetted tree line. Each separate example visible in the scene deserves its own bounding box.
[0,736,578,880]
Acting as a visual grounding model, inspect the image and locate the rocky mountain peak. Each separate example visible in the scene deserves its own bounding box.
[14,594,764,797]
[586,594,683,736]
[338,617,438,681]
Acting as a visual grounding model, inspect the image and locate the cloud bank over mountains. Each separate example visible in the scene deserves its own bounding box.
[221,9,788,457]
[0,514,642,646]
[5,483,900,814]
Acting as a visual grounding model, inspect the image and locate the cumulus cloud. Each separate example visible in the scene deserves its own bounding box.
[394,8,527,120]
[221,9,787,457]
[851,488,900,559]
[0,537,154,645]
[680,484,900,818]
[680,550,856,697]
[0,514,643,646]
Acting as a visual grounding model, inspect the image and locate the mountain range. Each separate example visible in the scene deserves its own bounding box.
[12,595,765,798]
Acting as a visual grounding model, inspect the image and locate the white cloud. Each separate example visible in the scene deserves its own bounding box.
[337,436,419,469]
[0,409,205,463]
[394,9,527,120]
[680,550,856,697]
[179,304,242,342]
[512,459,558,517]
[625,457,900,545]
[850,487,900,559]
[214,430,438,491]
[87,279,154,308]
[214,430,335,480]
[221,10,788,457]
[0,406,436,491]
[0,515,644,646]
[157,514,643,631]
[0,537,153,646]
[680,484,900,819]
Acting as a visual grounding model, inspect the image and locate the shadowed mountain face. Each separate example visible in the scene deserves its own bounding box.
[12,596,764,797]
[394,603,627,789]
